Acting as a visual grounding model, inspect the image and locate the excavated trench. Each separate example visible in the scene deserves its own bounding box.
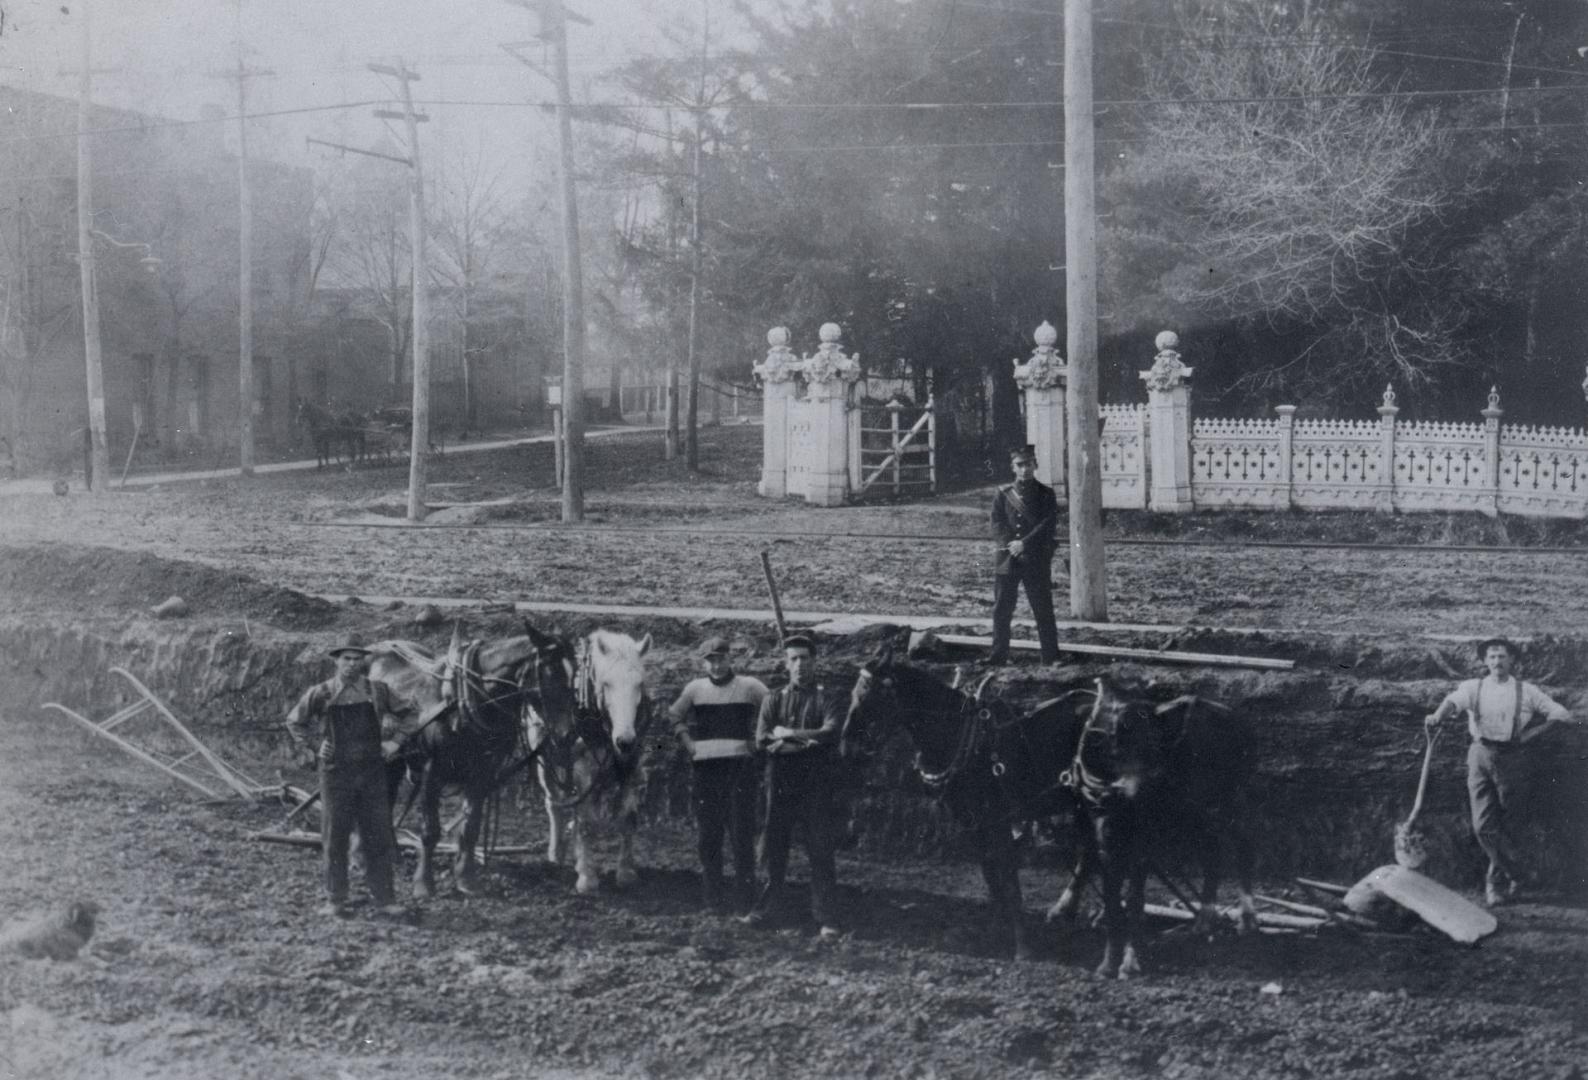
[4,543,1584,891]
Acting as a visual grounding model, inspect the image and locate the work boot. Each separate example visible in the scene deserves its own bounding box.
[701,877,726,913]
[318,900,350,918]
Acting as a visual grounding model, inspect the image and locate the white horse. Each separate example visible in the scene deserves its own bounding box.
[530,629,653,894]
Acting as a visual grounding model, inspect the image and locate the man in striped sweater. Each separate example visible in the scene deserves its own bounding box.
[668,636,769,913]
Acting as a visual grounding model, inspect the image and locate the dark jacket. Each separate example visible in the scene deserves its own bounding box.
[754,682,844,756]
[991,479,1059,575]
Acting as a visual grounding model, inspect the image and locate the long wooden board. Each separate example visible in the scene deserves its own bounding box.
[932,633,1295,670]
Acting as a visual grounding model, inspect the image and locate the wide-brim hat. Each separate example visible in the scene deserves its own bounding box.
[782,633,816,654]
[1476,637,1517,659]
[327,633,371,658]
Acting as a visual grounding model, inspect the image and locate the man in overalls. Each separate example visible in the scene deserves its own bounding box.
[286,633,407,917]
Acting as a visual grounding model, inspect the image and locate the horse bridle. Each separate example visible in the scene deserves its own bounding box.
[852,664,1005,791]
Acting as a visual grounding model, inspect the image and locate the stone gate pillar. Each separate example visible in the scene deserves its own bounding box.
[801,322,860,506]
[1375,384,1399,513]
[1141,330,1194,513]
[1013,321,1068,500]
[754,326,799,498]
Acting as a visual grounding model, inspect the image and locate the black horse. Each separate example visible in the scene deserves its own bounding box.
[841,638,1094,960]
[295,399,366,468]
[368,621,578,898]
[1062,677,1258,978]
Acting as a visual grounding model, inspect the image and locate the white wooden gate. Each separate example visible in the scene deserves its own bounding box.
[853,396,936,499]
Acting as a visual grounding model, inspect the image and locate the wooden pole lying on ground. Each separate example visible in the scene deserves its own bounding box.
[930,632,1294,670]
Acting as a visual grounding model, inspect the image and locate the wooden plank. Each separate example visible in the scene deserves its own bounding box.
[933,633,1295,670]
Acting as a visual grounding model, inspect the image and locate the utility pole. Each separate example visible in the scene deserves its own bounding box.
[684,0,709,471]
[1064,0,1107,620]
[371,61,431,522]
[214,52,274,476]
[505,0,591,521]
[74,0,109,492]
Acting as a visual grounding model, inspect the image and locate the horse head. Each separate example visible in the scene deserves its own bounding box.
[1074,677,1163,804]
[578,629,652,765]
[842,632,965,760]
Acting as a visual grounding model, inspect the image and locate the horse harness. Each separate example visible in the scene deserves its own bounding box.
[868,668,1060,826]
[535,642,652,811]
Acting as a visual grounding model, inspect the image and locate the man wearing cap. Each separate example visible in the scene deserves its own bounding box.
[667,635,769,913]
[1425,637,1574,906]
[988,444,1062,665]
[285,634,409,917]
[742,633,847,940]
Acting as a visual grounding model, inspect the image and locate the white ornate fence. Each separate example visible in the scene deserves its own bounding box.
[1186,386,1588,518]
[1100,404,1148,510]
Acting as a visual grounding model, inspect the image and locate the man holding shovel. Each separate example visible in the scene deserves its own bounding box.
[988,444,1062,665]
[1425,637,1573,906]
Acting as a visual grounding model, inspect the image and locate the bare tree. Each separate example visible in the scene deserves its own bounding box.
[326,152,413,391]
[1109,1,1466,396]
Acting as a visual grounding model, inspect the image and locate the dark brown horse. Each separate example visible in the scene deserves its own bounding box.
[294,399,365,468]
[1061,677,1258,978]
[841,638,1093,960]
[368,622,578,898]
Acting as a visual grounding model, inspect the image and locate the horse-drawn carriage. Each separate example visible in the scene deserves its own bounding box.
[294,401,424,469]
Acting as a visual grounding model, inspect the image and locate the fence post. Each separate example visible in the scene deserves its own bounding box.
[754,327,799,498]
[927,393,937,492]
[801,322,861,506]
[1481,385,1503,519]
[1012,321,1068,500]
[1376,385,1398,513]
[1274,405,1297,509]
[1141,330,1195,513]
[886,398,904,496]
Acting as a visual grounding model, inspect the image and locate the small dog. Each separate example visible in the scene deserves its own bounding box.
[0,900,100,961]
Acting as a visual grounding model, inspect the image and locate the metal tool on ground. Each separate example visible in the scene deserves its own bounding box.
[1393,725,1440,869]
[760,548,789,644]
[42,667,281,801]
[1343,864,1497,944]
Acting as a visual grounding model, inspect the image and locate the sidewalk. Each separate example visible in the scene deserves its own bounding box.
[0,425,662,495]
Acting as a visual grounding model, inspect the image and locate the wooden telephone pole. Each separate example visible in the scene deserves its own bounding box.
[214,52,274,476]
[505,0,591,521]
[368,61,432,522]
[74,0,109,492]
[1064,0,1107,620]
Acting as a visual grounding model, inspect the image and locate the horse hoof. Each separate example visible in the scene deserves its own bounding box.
[412,882,435,901]
[614,868,638,890]
[575,875,600,895]
[455,877,482,896]
[1013,945,1033,963]
[1093,961,1118,978]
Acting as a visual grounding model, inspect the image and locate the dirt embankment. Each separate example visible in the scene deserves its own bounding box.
[5,543,1585,891]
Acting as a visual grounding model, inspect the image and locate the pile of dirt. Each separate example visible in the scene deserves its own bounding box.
[0,545,342,631]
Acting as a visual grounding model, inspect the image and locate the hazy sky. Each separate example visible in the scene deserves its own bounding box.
[0,0,726,176]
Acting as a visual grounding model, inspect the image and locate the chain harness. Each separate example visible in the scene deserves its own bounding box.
[534,638,652,812]
[856,664,1065,828]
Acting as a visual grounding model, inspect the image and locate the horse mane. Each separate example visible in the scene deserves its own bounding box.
[367,639,445,680]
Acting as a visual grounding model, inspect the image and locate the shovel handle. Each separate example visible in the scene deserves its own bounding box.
[1406,725,1440,824]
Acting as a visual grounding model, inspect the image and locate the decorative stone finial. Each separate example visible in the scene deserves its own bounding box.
[1482,385,1503,420]
[1141,330,1191,391]
[1014,321,1066,390]
[804,322,860,385]
[1382,384,1397,409]
[754,326,799,384]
